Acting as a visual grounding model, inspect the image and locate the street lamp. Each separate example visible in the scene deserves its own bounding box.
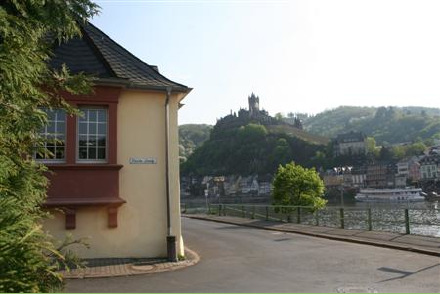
[204,189,209,213]
[340,186,344,207]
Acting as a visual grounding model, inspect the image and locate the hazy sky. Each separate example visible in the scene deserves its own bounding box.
[93,0,440,125]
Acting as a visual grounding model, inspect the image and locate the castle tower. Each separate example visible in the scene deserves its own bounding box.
[248,93,260,118]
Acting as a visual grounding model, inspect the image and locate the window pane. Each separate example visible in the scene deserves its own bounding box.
[47,122,55,134]
[88,147,96,159]
[77,107,107,162]
[34,108,66,161]
[98,136,106,147]
[47,110,56,121]
[89,123,97,134]
[79,147,88,159]
[55,149,65,159]
[78,135,88,147]
[56,122,65,134]
[88,137,97,147]
[98,110,107,122]
[89,110,97,122]
[98,123,107,135]
[97,147,106,159]
[78,122,87,135]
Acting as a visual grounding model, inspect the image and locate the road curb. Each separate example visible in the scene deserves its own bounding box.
[184,215,440,257]
[62,247,200,279]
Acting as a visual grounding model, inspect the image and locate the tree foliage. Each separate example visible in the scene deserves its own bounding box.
[181,123,325,176]
[0,1,98,292]
[304,106,440,145]
[272,162,327,210]
[179,124,212,162]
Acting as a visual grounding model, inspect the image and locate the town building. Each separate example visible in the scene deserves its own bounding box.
[366,163,396,188]
[408,158,422,183]
[41,22,191,259]
[396,156,422,185]
[350,165,367,188]
[333,131,367,157]
[419,155,440,180]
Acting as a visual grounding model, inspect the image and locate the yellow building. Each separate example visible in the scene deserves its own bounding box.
[41,22,191,260]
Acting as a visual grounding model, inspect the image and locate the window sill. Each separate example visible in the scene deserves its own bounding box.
[46,164,123,170]
[44,197,126,207]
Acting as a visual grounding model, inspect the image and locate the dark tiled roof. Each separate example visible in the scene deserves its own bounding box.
[50,22,190,92]
[419,154,440,164]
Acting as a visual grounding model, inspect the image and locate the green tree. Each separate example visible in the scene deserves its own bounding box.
[366,137,376,154]
[274,112,284,120]
[238,123,268,140]
[272,162,327,210]
[0,1,98,292]
[405,142,426,156]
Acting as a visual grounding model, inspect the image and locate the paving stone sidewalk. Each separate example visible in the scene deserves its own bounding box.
[61,247,199,279]
[184,214,440,257]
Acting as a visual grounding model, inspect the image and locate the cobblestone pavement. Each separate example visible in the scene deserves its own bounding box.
[61,247,199,279]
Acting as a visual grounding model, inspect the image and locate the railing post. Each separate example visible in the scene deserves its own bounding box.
[242,205,245,218]
[405,208,410,234]
[265,206,269,221]
[367,208,372,231]
[315,210,319,226]
[297,207,301,224]
[218,204,222,216]
[251,205,255,219]
[340,208,344,229]
[223,205,227,216]
[208,203,211,215]
[183,203,187,214]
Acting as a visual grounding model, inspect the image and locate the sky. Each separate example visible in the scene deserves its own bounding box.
[92,0,440,125]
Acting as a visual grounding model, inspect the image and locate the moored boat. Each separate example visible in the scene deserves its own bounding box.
[423,191,440,201]
[355,187,425,202]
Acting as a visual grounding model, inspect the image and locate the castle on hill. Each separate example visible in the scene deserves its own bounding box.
[215,93,303,129]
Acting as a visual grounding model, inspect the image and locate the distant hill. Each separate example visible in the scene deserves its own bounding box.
[303,106,440,144]
[179,124,212,162]
[266,124,329,145]
[181,121,326,176]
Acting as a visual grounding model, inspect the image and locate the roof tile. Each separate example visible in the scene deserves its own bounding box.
[50,22,189,92]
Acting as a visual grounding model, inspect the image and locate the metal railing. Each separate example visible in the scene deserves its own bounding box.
[181,203,440,237]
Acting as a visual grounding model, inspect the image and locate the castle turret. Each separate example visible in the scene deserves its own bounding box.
[248,93,260,118]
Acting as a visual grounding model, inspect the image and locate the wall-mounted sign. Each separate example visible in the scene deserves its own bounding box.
[129,157,157,164]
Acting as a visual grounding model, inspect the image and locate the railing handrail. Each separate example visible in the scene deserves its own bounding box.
[181,202,440,237]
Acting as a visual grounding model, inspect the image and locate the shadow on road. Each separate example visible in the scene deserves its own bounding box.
[377,263,440,283]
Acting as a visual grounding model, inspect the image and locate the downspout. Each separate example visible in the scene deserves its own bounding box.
[165,86,177,262]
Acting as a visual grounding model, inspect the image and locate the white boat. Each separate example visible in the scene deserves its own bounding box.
[355,187,425,202]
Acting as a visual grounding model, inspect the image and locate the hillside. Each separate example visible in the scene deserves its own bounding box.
[179,124,212,161]
[304,106,440,144]
[181,122,326,176]
[266,124,329,145]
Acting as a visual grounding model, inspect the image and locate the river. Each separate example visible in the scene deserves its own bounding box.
[325,200,440,237]
[182,196,440,237]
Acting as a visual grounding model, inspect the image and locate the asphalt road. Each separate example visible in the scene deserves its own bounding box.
[66,217,440,293]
